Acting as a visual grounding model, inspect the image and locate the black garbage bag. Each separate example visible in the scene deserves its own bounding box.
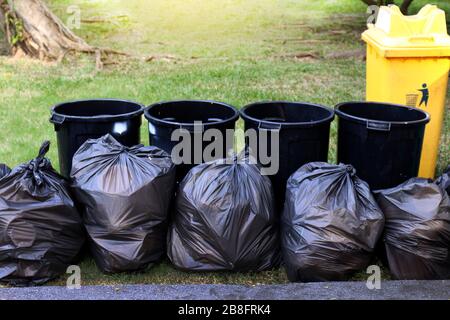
[168,153,280,271]
[71,134,176,273]
[375,178,450,280]
[0,142,84,286]
[281,162,385,282]
[436,165,450,196]
[0,164,10,179]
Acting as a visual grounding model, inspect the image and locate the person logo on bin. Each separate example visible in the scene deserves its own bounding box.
[418,83,429,107]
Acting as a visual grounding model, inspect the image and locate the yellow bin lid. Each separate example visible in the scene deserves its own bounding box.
[362,4,450,58]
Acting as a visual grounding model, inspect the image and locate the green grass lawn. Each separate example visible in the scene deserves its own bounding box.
[0,0,448,286]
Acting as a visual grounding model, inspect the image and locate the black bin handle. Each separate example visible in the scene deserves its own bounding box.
[50,114,66,125]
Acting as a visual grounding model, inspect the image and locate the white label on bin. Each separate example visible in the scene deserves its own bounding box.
[113,122,128,135]
[149,123,156,135]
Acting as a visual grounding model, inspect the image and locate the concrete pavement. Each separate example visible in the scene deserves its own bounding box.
[1,280,449,300]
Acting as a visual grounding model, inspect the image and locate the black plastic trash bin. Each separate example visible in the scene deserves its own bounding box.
[335,101,430,190]
[240,101,334,208]
[50,99,144,178]
[144,100,239,181]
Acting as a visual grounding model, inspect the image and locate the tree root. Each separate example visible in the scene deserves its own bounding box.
[0,0,134,70]
[144,54,179,62]
[275,52,319,60]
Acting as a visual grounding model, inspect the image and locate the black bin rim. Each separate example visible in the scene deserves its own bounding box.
[50,98,144,123]
[335,101,430,127]
[144,99,239,129]
[240,101,335,128]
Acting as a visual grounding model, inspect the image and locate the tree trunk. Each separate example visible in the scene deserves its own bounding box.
[400,0,414,15]
[0,0,94,60]
[361,0,414,14]
[361,0,378,6]
[0,6,9,54]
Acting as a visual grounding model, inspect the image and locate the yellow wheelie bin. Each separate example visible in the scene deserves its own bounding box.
[362,4,450,178]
